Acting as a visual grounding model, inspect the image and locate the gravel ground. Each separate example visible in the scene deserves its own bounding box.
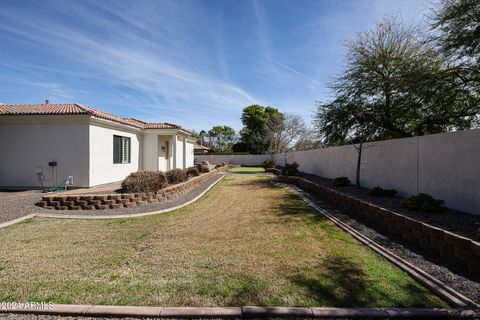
[0,190,45,224]
[286,180,480,304]
[299,173,480,240]
[0,174,223,221]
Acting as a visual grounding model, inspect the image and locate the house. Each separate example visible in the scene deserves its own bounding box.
[0,102,195,188]
[193,143,213,155]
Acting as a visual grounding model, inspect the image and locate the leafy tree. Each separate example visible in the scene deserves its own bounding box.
[232,142,248,153]
[430,0,480,127]
[431,0,480,62]
[239,105,282,154]
[314,17,480,146]
[207,126,236,152]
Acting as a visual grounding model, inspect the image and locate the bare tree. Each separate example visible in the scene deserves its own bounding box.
[268,113,306,153]
[294,126,322,151]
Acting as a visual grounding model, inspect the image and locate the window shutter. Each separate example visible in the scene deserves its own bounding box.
[113,136,121,163]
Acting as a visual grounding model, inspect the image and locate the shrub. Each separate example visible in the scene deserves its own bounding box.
[282,162,299,176]
[263,159,276,168]
[370,186,398,197]
[186,166,200,177]
[332,177,351,187]
[121,171,168,193]
[197,163,210,173]
[166,168,188,184]
[215,162,226,168]
[401,193,448,212]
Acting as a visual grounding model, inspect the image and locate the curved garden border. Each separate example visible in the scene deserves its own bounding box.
[0,174,225,225]
[36,166,228,211]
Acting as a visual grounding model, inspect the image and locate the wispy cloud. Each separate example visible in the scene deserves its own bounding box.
[0,0,431,131]
[0,0,257,128]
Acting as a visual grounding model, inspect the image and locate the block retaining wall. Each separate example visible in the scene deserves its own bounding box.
[274,174,480,274]
[35,166,227,211]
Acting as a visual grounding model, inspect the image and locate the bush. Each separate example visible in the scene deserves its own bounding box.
[121,171,168,193]
[197,163,210,173]
[332,177,351,187]
[263,159,276,168]
[215,162,226,168]
[186,166,200,177]
[166,168,188,184]
[401,193,448,212]
[370,186,398,197]
[282,162,299,176]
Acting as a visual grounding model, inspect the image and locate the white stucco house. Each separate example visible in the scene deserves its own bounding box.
[0,102,195,188]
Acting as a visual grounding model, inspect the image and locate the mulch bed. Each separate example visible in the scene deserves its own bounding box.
[298,172,480,241]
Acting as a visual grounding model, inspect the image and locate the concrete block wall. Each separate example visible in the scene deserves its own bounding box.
[273,129,480,215]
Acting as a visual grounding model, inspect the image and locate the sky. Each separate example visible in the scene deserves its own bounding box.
[0,0,430,132]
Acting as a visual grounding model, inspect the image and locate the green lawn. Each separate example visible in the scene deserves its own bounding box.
[0,175,446,307]
[228,167,265,174]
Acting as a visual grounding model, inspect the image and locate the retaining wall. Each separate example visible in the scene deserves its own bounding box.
[275,174,480,274]
[36,167,226,210]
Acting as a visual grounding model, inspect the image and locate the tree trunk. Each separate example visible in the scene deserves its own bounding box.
[356,142,362,188]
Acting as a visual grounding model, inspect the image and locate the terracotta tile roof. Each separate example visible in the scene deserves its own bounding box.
[0,103,190,133]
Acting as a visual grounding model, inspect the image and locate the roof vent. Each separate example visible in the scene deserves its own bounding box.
[45,99,49,106]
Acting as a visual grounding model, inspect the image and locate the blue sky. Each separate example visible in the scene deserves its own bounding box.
[0,0,429,132]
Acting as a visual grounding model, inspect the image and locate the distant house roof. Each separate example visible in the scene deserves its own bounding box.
[193,143,213,151]
[0,103,191,133]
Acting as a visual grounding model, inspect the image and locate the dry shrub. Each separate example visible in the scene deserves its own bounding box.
[186,166,200,177]
[166,168,188,184]
[197,163,210,173]
[121,171,168,193]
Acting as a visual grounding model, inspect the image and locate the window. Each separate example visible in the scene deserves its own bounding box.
[113,135,131,164]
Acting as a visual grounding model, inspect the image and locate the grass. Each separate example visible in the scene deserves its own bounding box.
[228,167,265,174]
[0,175,446,307]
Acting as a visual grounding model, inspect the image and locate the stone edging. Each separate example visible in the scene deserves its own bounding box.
[0,174,225,226]
[0,305,478,319]
[36,166,227,210]
[273,174,480,275]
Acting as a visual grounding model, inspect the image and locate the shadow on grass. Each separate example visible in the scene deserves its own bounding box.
[290,254,442,307]
[269,190,329,224]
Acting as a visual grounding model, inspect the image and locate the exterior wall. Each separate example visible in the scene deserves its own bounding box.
[274,129,480,215]
[175,136,184,169]
[142,133,159,171]
[0,116,90,188]
[185,140,194,168]
[88,121,142,187]
[195,154,270,165]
